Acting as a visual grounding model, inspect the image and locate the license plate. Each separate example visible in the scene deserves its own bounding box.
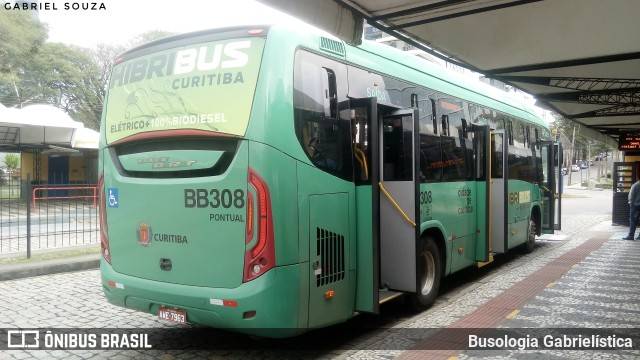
[158,305,186,323]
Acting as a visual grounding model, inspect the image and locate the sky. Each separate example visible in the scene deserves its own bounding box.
[36,0,301,48]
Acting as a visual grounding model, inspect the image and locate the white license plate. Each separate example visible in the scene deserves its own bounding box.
[158,305,186,323]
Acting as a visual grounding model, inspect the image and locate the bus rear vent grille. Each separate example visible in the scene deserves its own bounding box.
[316,227,345,286]
[320,37,345,56]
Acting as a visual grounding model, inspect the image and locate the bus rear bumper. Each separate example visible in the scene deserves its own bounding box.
[100,260,304,338]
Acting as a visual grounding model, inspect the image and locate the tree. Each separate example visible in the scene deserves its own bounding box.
[85,30,175,129]
[88,30,175,97]
[2,8,175,131]
[3,152,19,176]
[0,10,47,107]
[18,43,102,127]
[1,10,103,128]
[128,30,174,47]
[550,114,613,165]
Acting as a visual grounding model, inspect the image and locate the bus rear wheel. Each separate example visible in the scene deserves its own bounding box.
[523,219,536,253]
[410,236,442,311]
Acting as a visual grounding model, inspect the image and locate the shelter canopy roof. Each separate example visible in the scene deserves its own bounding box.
[0,104,98,151]
[258,0,640,146]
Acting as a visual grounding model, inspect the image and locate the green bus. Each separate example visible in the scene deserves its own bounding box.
[99,23,561,337]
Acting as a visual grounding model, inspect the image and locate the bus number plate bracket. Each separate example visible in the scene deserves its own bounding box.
[158,305,186,324]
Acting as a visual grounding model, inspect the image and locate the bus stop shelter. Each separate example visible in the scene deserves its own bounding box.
[0,104,99,184]
[258,0,640,146]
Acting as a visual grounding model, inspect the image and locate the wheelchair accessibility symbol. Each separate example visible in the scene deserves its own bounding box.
[107,188,119,208]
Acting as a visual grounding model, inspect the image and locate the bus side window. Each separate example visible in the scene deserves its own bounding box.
[419,98,441,183]
[382,115,413,181]
[441,115,449,136]
[507,120,514,145]
[293,51,352,181]
[351,107,370,182]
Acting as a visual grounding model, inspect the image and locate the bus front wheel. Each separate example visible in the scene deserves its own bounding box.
[410,236,442,311]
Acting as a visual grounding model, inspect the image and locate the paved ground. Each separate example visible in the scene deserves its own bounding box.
[1,187,638,359]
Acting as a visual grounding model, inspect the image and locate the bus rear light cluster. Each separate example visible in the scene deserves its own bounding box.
[98,172,111,264]
[243,168,275,282]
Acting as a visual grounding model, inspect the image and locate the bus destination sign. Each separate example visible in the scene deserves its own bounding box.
[619,133,640,151]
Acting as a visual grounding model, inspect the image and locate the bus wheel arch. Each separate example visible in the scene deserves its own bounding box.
[410,229,444,311]
[524,206,541,253]
[531,206,542,236]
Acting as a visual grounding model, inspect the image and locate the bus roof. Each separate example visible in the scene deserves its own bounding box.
[113,22,548,130]
[350,38,548,128]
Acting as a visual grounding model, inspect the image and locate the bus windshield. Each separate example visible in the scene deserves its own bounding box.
[104,37,265,144]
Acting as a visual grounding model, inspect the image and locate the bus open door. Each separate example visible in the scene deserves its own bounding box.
[472,125,491,264]
[350,97,421,313]
[540,141,563,233]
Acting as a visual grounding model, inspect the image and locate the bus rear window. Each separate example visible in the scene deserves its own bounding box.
[111,137,239,178]
[104,37,265,144]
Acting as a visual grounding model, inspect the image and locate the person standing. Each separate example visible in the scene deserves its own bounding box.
[623,178,640,240]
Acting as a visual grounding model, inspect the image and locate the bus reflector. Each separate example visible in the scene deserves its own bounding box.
[244,168,275,282]
[98,173,111,264]
[325,290,335,299]
[223,300,238,307]
[243,311,256,319]
[209,299,238,307]
[107,281,124,289]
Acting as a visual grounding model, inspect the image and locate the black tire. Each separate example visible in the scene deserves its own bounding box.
[410,236,442,311]
[523,219,536,253]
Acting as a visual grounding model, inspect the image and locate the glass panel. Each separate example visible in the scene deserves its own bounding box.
[382,115,413,181]
[491,133,503,179]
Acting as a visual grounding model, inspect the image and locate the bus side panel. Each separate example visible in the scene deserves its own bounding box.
[248,141,299,266]
[354,185,375,312]
[426,181,476,274]
[248,141,306,329]
[297,162,355,328]
[474,179,490,262]
[507,180,533,249]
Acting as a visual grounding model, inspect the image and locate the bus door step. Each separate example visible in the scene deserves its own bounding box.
[379,290,403,304]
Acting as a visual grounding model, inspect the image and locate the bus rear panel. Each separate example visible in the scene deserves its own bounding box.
[99,27,306,337]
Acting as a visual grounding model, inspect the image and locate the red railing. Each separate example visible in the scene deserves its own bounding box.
[32,186,98,210]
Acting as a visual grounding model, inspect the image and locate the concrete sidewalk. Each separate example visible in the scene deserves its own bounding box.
[0,246,100,281]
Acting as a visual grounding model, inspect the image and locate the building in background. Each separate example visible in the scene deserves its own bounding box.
[0,104,98,196]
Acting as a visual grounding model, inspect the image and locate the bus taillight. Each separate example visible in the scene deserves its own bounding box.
[98,172,111,264]
[246,191,254,243]
[243,168,275,282]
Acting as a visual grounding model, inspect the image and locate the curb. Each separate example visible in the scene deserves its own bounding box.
[0,254,100,281]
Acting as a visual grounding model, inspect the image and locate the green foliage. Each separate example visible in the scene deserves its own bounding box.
[3,153,19,170]
[1,8,176,131]
[0,10,47,107]
[21,43,102,128]
[84,30,176,129]
[128,30,175,47]
[550,114,613,163]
